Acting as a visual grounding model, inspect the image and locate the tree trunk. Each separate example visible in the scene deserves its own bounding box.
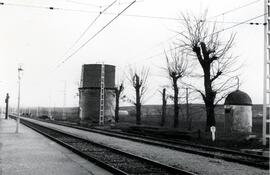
[136,103,141,125]
[115,91,120,123]
[173,78,179,128]
[161,88,166,126]
[136,88,141,125]
[205,103,215,131]
[203,65,216,132]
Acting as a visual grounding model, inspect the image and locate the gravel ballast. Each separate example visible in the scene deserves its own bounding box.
[24,118,269,175]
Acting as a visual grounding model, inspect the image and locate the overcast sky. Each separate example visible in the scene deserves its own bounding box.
[0,0,264,108]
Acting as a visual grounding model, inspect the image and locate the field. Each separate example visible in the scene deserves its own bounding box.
[119,104,263,134]
[117,104,267,150]
[22,104,264,135]
[20,103,268,149]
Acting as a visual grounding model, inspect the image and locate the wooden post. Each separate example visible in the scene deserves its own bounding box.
[5,93,9,119]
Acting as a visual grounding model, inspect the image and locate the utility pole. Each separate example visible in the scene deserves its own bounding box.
[63,81,66,120]
[48,90,52,119]
[36,106,39,117]
[186,88,191,131]
[263,0,270,145]
[161,88,166,126]
[16,66,23,133]
[5,93,9,119]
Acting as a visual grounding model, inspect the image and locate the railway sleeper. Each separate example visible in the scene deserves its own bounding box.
[116,165,169,175]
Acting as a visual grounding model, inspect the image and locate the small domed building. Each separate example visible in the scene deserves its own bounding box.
[224,90,252,133]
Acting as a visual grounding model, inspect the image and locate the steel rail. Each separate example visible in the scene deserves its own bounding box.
[26,117,269,170]
[19,117,196,175]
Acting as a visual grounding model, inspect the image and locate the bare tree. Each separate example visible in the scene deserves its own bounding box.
[164,48,188,128]
[179,12,238,131]
[127,67,149,125]
[114,82,124,123]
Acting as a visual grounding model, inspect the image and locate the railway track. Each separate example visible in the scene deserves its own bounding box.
[25,117,269,170]
[19,118,195,175]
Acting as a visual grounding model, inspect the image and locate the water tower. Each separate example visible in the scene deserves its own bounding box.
[79,64,115,125]
[224,90,252,133]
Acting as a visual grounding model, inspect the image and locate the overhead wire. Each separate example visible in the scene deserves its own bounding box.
[58,0,117,64]
[120,0,264,66]
[212,12,266,34]
[0,1,98,13]
[65,0,103,8]
[57,0,137,67]
[125,0,264,66]
[0,1,262,25]
[137,0,264,64]
[130,12,267,64]
[125,32,182,65]
[123,12,266,101]
[66,0,143,7]
[117,0,144,5]
[0,0,265,66]
[208,0,262,19]
[0,1,57,10]
[121,1,266,70]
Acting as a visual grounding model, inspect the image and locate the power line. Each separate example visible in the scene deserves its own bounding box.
[121,1,266,66]
[123,1,265,66]
[88,13,262,24]
[0,1,265,65]
[126,32,183,65]
[66,0,143,7]
[0,1,262,25]
[66,0,102,8]
[59,0,117,62]
[131,13,266,64]
[124,13,266,66]
[117,0,144,5]
[0,1,176,21]
[212,12,266,34]
[57,0,136,67]
[0,2,56,10]
[0,1,96,13]
[208,0,262,19]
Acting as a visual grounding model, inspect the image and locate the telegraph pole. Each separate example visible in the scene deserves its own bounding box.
[16,66,23,133]
[36,106,39,117]
[48,90,52,119]
[263,0,270,145]
[62,81,66,120]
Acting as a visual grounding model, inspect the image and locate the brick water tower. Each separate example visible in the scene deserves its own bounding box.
[79,64,115,125]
